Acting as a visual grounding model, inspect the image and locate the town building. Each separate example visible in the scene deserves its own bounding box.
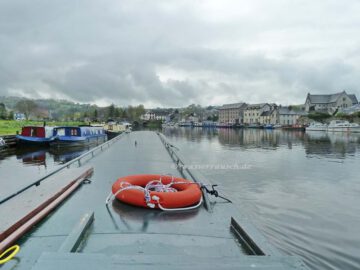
[243,103,272,124]
[257,106,307,125]
[338,104,360,115]
[218,103,247,124]
[277,107,306,125]
[259,110,275,125]
[305,91,358,114]
[140,111,155,121]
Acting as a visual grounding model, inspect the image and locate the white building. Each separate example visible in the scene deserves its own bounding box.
[277,107,306,125]
[140,111,155,120]
[338,104,360,115]
[243,103,272,124]
[305,91,358,114]
[218,103,247,124]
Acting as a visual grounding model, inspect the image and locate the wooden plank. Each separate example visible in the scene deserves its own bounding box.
[0,168,93,253]
[58,211,94,253]
[0,166,93,244]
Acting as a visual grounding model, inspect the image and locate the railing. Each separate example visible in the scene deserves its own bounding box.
[156,132,212,211]
[0,133,126,205]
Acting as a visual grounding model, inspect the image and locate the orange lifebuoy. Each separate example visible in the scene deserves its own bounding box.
[112,174,202,209]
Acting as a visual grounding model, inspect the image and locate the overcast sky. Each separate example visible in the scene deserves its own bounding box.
[1,0,360,107]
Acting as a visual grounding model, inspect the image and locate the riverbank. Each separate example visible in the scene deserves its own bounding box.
[0,120,86,135]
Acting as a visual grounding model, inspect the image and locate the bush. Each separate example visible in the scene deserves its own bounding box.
[307,112,331,122]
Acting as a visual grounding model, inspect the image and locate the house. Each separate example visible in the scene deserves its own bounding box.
[305,91,358,114]
[218,103,247,124]
[243,103,272,124]
[338,104,360,115]
[140,111,156,121]
[277,107,306,125]
[14,112,26,120]
[259,110,274,125]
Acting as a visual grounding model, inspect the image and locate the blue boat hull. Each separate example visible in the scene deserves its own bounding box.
[50,135,107,148]
[16,135,55,146]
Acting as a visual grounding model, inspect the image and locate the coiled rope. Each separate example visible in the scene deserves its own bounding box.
[0,245,20,265]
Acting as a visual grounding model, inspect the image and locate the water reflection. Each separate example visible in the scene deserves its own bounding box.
[163,127,360,158]
[9,147,88,166]
[0,144,101,200]
[304,131,360,159]
[163,127,360,270]
[0,145,98,168]
[16,148,47,166]
[110,200,199,232]
[50,147,90,164]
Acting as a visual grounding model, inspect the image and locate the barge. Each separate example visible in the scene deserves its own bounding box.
[50,126,107,148]
[16,126,55,146]
[0,131,308,269]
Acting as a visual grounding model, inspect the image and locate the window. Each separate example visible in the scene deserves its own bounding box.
[31,128,37,137]
[56,128,65,136]
[71,129,78,136]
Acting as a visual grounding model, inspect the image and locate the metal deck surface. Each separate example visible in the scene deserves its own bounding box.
[1,131,308,270]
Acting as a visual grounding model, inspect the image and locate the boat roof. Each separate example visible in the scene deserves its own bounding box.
[22,126,46,129]
[4,131,308,270]
[54,126,103,129]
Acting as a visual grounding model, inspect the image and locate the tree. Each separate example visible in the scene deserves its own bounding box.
[15,100,38,120]
[106,104,115,119]
[135,104,145,119]
[125,105,145,121]
[7,110,14,120]
[0,103,6,119]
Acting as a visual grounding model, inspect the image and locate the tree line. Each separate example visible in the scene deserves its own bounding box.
[0,98,145,122]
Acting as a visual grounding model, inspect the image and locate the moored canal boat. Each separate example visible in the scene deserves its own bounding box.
[327,120,360,133]
[103,121,128,139]
[50,126,107,148]
[16,126,56,146]
[305,122,328,132]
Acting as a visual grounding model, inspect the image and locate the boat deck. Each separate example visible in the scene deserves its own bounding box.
[2,131,308,270]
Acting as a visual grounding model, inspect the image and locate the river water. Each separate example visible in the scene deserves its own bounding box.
[1,129,359,269]
[162,127,360,270]
[0,146,91,199]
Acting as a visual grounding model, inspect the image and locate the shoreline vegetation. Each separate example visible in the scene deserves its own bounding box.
[0,120,86,135]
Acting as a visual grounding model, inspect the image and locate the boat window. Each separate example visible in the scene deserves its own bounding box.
[56,128,65,136]
[30,128,37,137]
[71,129,78,136]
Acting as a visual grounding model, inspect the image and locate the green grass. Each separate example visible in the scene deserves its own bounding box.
[0,120,86,135]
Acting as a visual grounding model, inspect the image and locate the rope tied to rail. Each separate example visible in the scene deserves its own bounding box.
[201,184,232,203]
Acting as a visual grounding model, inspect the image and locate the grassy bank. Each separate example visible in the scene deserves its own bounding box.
[0,120,86,135]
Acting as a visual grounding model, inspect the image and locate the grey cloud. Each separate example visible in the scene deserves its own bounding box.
[1,0,360,107]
